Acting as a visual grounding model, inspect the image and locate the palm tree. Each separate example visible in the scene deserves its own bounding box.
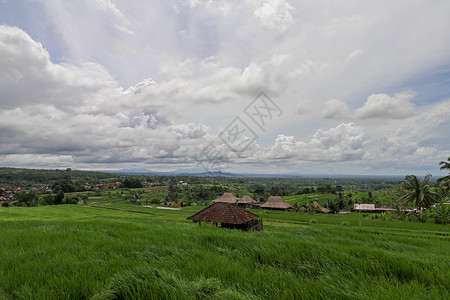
[399,175,440,211]
[432,204,450,225]
[439,157,450,170]
[437,157,450,193]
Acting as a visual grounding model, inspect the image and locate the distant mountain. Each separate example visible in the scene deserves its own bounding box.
[97,168,406,179]
[113,168,174,175]
[115,168,238,177]
[179,171,238,177]
[116,168,156,174]
[0,166,407,181]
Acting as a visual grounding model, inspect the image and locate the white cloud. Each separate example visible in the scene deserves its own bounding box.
[87,0,135,35]
[308,123,368,160]
[123,78,158,95]
[0,25,117,110]
[322,99,352,119]
[0,25,213,168]
[323,15,374,38]
[93,0,126,19]
[270,134,302,159]
[355,91,417,119]
[253,0,295,32]
[1,0,450,175]
[236,54,293,95]
[383,128,419,156]
[169,123,210,139]
[262,123,369,162]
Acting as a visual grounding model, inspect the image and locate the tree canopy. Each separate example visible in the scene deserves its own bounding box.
[51,179,84,193]
[399,174,440,210]
[437,157,450,193]
[120,178,143,188]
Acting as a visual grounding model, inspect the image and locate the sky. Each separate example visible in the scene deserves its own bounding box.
[0,0,449,176]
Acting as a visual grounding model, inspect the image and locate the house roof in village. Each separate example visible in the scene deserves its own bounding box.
[212,192,238,204]
[187,203,260,224]
[354,204,376,210]
[238,195,256,204]
[260,196,292,209]
[313,201,330,213]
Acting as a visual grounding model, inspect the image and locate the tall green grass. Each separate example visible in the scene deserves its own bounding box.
[0,205,448,299]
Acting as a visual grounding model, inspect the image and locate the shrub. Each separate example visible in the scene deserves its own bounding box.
[42,195,55,205]
[15,191,39,207]
[55,190,64,205]
[129,198,141,205]
[432,205,449,225]
[149,198,160,205]
[407,211,430,223]
[63,195,79,205]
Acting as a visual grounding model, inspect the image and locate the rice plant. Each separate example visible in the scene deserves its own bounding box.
[0,205,448,299]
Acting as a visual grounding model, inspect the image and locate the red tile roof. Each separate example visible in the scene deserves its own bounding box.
[187,203,259,224]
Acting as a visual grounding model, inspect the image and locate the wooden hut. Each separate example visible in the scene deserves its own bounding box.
[212,192,238,204]
[187,203,263,231]
[260,196,292,210]
[237,195,257,208]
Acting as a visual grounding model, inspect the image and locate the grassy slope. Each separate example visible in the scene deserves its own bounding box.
[0,204,448,299]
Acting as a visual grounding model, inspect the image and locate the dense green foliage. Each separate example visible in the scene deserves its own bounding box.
[51,179,84,193]
[0,167,404,192]
[120,177,143,188]
[0,168,448,298]
[0,168,118,187]
[9,190,78,207]
[438,157,450,192]
[0,204,448,299]
[13,191,40,207]
[400,175,441,209]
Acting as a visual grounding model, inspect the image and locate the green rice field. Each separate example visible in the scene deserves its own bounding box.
[0,202,448,299]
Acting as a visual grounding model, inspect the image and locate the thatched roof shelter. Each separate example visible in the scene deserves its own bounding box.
[187,203,263,231]
[237,195,257,208]
[260,196,292,210]
[212,192,238,204]
[238,195,256,204]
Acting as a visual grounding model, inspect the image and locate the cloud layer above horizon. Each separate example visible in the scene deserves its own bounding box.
[0,0,449,175]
